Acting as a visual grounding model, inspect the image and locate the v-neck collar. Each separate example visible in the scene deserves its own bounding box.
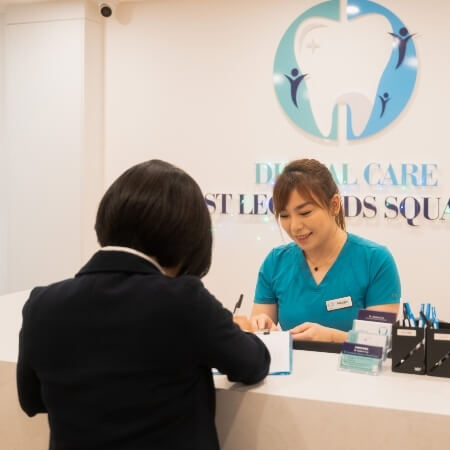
[299,233,349,288]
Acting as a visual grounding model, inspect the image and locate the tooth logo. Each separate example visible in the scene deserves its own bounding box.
[273,0,418,141]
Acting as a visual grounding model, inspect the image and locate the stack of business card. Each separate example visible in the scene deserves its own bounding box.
[339,309,398,375]
[352,309,397,346]
[357,309,397,324]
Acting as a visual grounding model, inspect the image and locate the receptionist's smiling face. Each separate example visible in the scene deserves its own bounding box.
[278,189,338,252]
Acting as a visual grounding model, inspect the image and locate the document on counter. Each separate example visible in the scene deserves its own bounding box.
[255,330,292,375]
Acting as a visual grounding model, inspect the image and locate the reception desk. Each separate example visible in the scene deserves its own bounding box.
[215,350,450,450]
[1,290,449,449]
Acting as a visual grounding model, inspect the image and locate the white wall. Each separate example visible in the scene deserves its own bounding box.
[0,8,7,293]
[81,2,104,263]
[2,0,449,321]
[3,0,103,293]
[104,0,450,318]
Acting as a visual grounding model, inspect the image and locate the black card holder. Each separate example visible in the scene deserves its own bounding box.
[391,322,426,375]
[426,322,450,378]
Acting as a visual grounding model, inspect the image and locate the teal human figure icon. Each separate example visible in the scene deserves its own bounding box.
[285,68,307,108]
[379,92,390,118]
[389,27,415,69]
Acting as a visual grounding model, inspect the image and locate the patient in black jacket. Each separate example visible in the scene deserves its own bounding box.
[17,159,270,450]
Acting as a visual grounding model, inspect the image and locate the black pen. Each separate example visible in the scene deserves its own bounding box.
[233,294,244,314]
[419,310,433,328]
[402,303,410,327]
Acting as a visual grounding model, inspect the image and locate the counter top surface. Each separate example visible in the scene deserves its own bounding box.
[0,289,31,363]
[3,289,449,418]
[214,349,450,416]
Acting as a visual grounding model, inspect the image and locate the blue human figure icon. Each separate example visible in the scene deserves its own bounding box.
[389,27,416,69]
[379,92,391,118]
[285,68,307,108]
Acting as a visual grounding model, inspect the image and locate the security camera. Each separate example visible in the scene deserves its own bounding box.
[98,1,118,18]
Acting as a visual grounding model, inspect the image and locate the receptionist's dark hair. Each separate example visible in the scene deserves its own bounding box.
[95,159,212,278]
[273,158,346,230]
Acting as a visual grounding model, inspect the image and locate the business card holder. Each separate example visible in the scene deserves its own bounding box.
[391,321,450,378]
[391,322,426,375]
[426,322,450,378]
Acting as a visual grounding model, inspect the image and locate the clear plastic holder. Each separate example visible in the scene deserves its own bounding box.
[347,330,389,361]
[352,319,393,350]
[338,342,384,376]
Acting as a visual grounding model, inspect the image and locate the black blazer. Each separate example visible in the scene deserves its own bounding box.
[17,250,270,450]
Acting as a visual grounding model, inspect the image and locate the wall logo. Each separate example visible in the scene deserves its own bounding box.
[273,0,418,141]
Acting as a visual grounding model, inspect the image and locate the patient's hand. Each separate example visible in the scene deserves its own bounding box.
[233,315,254,332]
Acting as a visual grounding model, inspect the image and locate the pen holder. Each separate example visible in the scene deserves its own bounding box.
[391,322,426,375]
[426,322,450,378]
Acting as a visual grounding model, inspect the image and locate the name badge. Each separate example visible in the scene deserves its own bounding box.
[326,296,352,311]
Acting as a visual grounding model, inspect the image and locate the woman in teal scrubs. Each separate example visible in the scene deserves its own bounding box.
[250,159,401,343]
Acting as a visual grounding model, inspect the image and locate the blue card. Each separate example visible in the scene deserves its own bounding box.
[342,342,384,360]
[357,309,397,324]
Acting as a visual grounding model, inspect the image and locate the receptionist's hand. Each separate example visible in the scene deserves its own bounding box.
[289,322,334,342]
[250,313,279,332]
[289,322,348,342]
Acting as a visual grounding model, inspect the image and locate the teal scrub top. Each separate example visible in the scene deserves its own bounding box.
[254,233,401,331]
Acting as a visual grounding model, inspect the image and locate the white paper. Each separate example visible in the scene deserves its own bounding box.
[254,331,292,375]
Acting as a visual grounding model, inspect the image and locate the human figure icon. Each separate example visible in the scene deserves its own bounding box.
[389,27,416,69]
[379,92,391,118]
[285,68,308,107]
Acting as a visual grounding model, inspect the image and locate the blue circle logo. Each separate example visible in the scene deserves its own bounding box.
[273,0,418,141]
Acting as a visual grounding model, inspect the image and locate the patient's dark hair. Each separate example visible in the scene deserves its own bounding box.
[95,159,212,277]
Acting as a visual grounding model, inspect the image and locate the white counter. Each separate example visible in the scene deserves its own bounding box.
[0,289,31,362]
[2,289,450,449]
[214,350,450,450]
